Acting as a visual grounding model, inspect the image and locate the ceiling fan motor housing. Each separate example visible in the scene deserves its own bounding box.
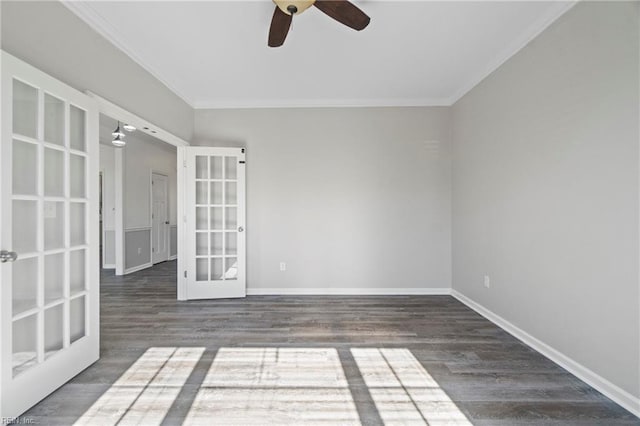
[274,0,315,15]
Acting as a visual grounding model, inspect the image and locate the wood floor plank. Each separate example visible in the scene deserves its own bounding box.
[16,261,639,425]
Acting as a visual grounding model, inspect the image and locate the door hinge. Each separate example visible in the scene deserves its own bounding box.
[184,270,187,278]
[183,159,187,167]
[239,160,245,164]
[241,148,245,153]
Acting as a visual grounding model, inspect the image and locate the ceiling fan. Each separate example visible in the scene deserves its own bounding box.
[268,0,371,47]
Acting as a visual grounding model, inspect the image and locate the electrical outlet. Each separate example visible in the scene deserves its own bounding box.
[279,262,286,272]
[484,275,491,288]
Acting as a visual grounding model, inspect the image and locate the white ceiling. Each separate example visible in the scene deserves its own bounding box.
[67,1,574,109]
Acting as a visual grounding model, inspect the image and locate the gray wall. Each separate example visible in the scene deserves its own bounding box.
[123,133,177,229]
[451,1,639,398]
[1,1,193,141]
[125,229,151,270]
[170,225,178,258]
[123,131,177,270]
[194,107,452,292]
[104,230,115,266]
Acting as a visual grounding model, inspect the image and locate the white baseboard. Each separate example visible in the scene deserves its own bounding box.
[102,264,115,269]
[168,254,177,261]
[451,289,640,418]
[124,262,153,275]
[247,287,452,296]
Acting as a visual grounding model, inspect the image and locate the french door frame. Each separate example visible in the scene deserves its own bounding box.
[177,146,246,300]
[0,51,99,418]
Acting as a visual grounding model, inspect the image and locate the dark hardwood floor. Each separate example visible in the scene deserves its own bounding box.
[18,261,638,425]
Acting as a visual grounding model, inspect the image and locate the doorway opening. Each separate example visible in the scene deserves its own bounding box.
[98,113,180,275]
[151,172,170,265]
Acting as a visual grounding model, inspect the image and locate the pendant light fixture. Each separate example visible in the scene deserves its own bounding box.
[112,121,124,138]
[112,121,126,147]
[112,134,126,147]
[123,123,136,132]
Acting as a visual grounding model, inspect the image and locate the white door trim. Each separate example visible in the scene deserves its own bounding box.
[177,148,187,300]
[114,148,125,275]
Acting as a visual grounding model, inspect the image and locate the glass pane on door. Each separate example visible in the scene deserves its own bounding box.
[225,207,237,230]
[70,202,86,246]
[12,314,38,377]
[12,257,38,316]
[12,200,37,253]
[70,154,86,198]
[210,182,222,204]
[210,207,223,230]
[12,140,38,195]
[225,233,237,255]
[44,305,64,358]
[44,148,65,196]
[44,253,65,303]
[12,80,38,139]
[224,257,238,280]
[70,296,86,344]
[225,156,237,180]
[225,182,237,204]
[43,201,65,250]
[44,93,65,146]
[196,233,208,256]
[196,258,208,281]
[210,156,222,179]
[69,105,86,152]
[211,233,223,255]
[70,249,86,295]
[196,182,208,205]
[210,258,223,280]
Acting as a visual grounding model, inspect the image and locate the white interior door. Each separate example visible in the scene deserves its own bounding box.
[0,52,99,417]
[152,173,169,264]
[183,147,246,300]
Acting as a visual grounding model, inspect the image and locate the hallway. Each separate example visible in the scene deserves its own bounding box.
[19,261,637,425]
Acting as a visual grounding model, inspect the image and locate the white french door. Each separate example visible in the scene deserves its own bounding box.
[151,173,169,264]
[0,52,100,417]
[182,147,246,300]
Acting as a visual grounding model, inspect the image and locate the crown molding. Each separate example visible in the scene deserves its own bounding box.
[62,1,196,108]
[193,97,453,109]
[449,1,577,105]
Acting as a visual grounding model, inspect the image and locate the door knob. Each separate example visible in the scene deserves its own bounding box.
[0,250,18,263]
[165,221,170,225]
[238,226,244,233]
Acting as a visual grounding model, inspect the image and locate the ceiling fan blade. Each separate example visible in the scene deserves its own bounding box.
[268,5,293,47]
[313,0,370,31]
